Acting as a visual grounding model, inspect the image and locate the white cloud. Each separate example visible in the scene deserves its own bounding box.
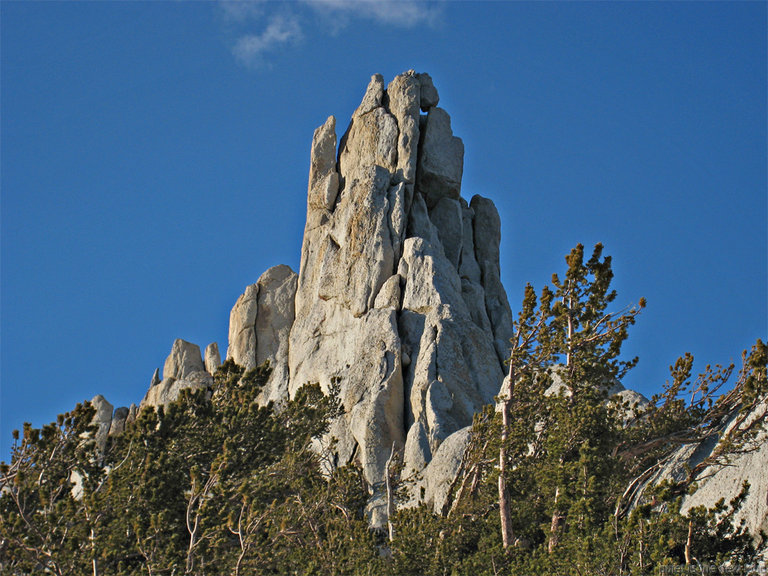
[303,0,443,28]
[218,0,268,22]
[218,0,442,69]
[231,14,303,68]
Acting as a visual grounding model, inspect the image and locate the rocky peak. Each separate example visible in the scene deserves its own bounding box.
[98,72,513,526]
[72,72,765,539]
[283,71,514,524]
[163,339,205,381]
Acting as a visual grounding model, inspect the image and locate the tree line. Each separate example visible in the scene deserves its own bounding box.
[2,243,765,575]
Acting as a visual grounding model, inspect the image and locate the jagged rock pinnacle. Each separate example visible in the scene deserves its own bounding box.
[284,71,514,524]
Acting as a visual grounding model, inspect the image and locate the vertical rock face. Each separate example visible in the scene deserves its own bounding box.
[227,285,260,370]
[227,264,298,403]
[272,71,513,524]
[163,339,205,381]
[204,342,221,375]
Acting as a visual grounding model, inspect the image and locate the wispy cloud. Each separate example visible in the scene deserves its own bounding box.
[218,0,443,68]
[303,0,443,28]
[218,0,267,22]
[231,14,302,68]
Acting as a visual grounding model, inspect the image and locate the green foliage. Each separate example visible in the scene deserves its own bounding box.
[0,402,102,575]
[1,244,764,575]
[0,360,379,575]
[431,243,765,575]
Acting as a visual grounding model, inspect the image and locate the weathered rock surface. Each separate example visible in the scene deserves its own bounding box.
[91,394,114,452]
[282,71,513,525]
[227,284,260,370]
[227,265,298,403]
[204,342,221,375]
[141,339,213,409]
[415,425,472,512]
[647,399,768,553]
[141,371,212,408]
[163,339,205,381]
[398,236,503,475]
[417,108,464,208]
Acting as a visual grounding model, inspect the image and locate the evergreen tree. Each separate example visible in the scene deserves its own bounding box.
[433,243,765,576]
[0,402,102,575]
[2,245,765,576]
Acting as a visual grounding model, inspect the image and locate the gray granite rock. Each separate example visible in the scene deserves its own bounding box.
[142,340,212,409]
[416,107,464,208]
[204,342,221,375]
[163,339,205,381]
[90,394,113,452]
[109,406,129,436]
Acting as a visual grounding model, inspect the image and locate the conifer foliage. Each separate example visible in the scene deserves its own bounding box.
[1,361,384,575]
[1,244,765,575]
[391,244,766,575]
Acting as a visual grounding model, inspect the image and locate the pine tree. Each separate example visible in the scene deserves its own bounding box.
[495,243,645,553]
[0,402,103,575]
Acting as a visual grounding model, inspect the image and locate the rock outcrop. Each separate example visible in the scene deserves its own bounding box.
[646,399,768,553]
[90,395,114,453]
[216,70,512,525]
[227,264,297,403]
[204,342,221,375]
[74,72,765,537]
[100,76,514,516]
[141,339,213,408]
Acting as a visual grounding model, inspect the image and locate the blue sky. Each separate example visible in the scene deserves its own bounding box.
[1,1,766,460]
